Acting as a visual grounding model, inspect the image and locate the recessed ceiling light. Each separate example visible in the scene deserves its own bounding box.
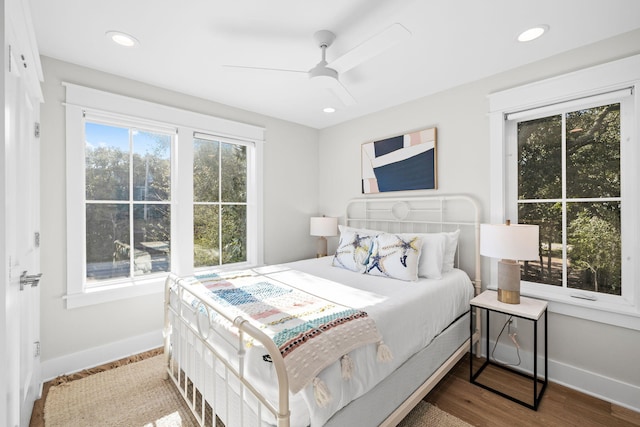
[323,107,336,113]
[106,31,140,47]
[517,25,549,42]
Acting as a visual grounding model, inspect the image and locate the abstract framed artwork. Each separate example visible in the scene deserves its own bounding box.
[361,127,437,194]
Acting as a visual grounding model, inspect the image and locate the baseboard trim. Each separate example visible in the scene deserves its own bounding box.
[40,329,163,382]
[549,358,640,413]
[486,340,640,413]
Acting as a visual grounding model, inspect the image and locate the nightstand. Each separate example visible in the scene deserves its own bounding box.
[470,290,548,410]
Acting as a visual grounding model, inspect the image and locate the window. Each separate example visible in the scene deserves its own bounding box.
[84,118,173,286]
[65,83,264,308]
[193,135,248,267]
[489,55,640,330]
[510,101,623,296]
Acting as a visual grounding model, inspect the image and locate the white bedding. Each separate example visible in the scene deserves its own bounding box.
[173,256,474,427]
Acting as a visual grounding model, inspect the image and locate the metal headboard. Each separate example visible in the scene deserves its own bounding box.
[345,195,481,294]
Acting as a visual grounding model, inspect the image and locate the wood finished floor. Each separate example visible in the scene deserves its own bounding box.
[31,351,640,427]
[427,354,640,427]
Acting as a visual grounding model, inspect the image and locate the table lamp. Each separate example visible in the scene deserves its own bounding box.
[480,221,539,304]
[310,216,338,257]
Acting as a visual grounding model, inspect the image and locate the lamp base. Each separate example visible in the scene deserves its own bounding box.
[316,236,328,258]
[497,259,521,304]
[498,288,520,304]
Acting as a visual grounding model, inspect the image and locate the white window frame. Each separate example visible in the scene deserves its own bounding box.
[488,54,640,331]
[64,83,264,309]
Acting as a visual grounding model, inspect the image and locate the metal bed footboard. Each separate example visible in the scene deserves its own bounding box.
[163,273,291,427]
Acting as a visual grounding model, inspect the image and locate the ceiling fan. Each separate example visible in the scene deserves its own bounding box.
[223,23,411,107]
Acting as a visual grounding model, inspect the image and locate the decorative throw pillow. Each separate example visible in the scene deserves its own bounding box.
[332,230,374,272]
[442,229,460,273]
[365,233,423,281]
[399,232,446,280]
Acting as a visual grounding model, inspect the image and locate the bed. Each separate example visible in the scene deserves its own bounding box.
[163,195,482,427]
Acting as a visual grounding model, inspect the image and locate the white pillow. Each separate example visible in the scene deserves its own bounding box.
[400,233,446,279]
[442,229,460,273]
[332,230,374,272]
[365,233,423,281]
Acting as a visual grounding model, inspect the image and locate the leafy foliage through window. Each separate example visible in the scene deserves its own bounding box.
[516,103,621,295]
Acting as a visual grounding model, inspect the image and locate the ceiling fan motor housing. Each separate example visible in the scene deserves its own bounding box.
[308,63,339,87]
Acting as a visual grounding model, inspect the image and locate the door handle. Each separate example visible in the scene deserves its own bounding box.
[20,271,42,290]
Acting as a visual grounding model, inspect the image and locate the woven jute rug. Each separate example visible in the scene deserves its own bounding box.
[44,354,471,427]
[44,355,198,427]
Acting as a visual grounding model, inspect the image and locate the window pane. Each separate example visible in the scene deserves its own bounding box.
[133,130,171,201]
[567,202,621,295]
[194,139,219,202]
[194,205,219,267]
[566,104,620,198]
[133,204,170,275]
[85,122,129,200]
[518,202,563,286]
[222,205,247,264]
[221,142,247,202]
[86,203,129,281]
[518,115,562,200]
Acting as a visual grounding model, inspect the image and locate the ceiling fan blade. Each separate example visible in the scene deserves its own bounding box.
[328,23,411,74]
[327,78,357,106]
[222,64,307,74]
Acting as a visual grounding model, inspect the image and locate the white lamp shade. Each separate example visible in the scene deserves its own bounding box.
[310,217,338,237]
[480,223,539,261]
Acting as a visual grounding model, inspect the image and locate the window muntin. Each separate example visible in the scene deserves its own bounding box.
[513,102,622,296]
[193,137,248,268]
[84,119,172,285]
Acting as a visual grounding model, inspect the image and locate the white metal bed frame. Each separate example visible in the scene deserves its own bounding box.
[163,195,481,427]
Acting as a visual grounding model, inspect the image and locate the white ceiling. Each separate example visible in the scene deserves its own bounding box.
[28,0,640,129]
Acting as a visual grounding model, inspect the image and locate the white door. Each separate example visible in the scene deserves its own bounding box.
[14,59,41,427]
[3,1,42,424]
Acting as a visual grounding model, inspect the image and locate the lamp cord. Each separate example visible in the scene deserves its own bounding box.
[490,315,521,367]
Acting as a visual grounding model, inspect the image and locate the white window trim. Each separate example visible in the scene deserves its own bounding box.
[64,83,265,309]
[488,54,640,331]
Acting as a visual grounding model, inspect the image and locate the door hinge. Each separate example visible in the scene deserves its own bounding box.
[8,44,11,73]
[35,231,40,248]
[35,122,40,138]
[34,341,41,358]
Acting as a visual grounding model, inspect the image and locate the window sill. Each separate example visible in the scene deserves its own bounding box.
[487,283,640,331]
[64,275,167,309]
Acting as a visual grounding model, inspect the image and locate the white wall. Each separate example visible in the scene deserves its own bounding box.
[318,29,640,410]
[39,56,320,377]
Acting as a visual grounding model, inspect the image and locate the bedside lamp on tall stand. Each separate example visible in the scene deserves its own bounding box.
[480,221,539,304]
[310,216,338,258]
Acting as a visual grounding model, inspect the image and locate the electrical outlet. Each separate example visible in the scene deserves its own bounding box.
[508,317,517,330]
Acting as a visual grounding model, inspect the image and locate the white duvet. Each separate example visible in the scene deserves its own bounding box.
[176,257,474,427]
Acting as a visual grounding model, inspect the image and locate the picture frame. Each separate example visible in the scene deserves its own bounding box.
[361,127,437,194]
